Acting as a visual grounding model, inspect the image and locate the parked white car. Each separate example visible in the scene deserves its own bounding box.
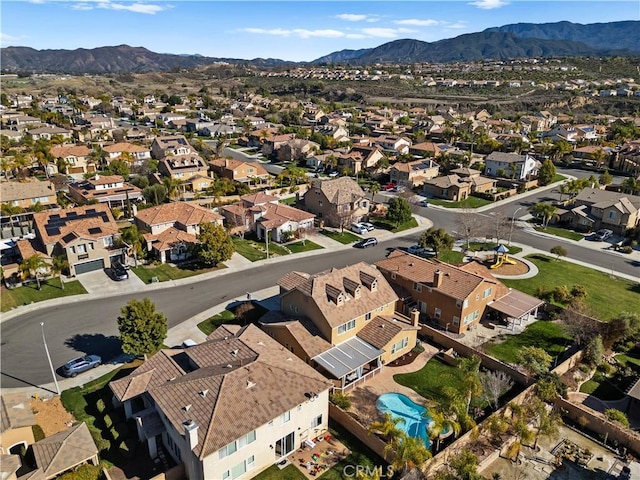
[350,223,368,235]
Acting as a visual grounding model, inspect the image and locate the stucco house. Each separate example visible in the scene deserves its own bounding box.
[0,393,36,456]
[0,180,58,211]
[484,152,540,180]
[109,324,332,480]
[68,174,143,208]
[302,177,369,228]
[49,145,97,176]
[135,202,224,263]
[390,159,440,188]
[209,158,270,185]
[260,262,419,392]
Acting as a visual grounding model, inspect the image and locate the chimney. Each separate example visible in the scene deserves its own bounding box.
[183,420,198,451]
[434,269,444,288]
[411,309,420,327]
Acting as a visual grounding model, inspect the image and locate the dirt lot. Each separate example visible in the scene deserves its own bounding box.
[31,396,75,436]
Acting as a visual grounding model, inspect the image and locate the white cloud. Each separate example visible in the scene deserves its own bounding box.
[468,0,509,9]
[241,28,347,39]
[0,32,26,44]
[70,3,95,10]
[443,21,468,29]
[98,2,168,14]
[335,13,380,23]
[394,18,440,27]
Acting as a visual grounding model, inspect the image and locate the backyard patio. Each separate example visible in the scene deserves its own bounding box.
[288,434,351,479]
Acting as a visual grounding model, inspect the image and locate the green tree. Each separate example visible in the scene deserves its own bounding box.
[19,254,49,290]
[385,197,412,228]
[163,177,183,201]
[550,245,567,260]
[427,407,461,451]
[117,298,168,358]
[193,222,234,267]
[459,355,483,415]
[531,202,557,229]
[517,346,552,377]
[604,409,630,428]
[369,182,380,203]
[622,176,640,195]
[389,432,432,476]
[142,184,167,205]
[368,412,405,442]
[419,227,454,259]
[536,372,567,402]
[121,225,145,266]
[1,203,24,237]
[584,335,604,366]
[50,255,69,290]
[504,402,534,463]
[598,169,613,186]
[448,448,482,480]
[537,159,556,185]
[531,397,561,449]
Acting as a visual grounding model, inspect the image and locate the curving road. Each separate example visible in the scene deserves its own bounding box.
[2,166,638,388]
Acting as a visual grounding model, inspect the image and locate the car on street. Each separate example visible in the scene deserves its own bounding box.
[418,200,429,207]
[591,229,613,241]
[354,237,378,248]
[406,244,435,258]
[62,355,102,377]
[361,222,375,231]
[382,183,397,191]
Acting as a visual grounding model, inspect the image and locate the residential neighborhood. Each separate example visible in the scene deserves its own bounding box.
[1,46,640,480]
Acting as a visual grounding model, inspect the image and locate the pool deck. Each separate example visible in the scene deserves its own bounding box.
[348,344,439,426]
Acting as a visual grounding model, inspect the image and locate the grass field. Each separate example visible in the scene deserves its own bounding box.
[1,278,87,312]
[534,225,585,241]
[131,262,225,283]
[394,356,465,405]
[372,217,419,233]
[438,250,466,264]
[286,240,323,253]
[579,374,626,401]
[502,254,640,320]
[483,321,571,364]
[426,196,492,209]
[197,310,237,335]
[232,236,290,261]
[320,229,360,244]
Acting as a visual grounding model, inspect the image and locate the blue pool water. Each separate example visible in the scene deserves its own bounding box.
[376,393,433,448]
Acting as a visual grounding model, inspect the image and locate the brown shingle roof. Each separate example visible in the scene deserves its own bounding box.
[102,142,149,154]
[0,180,56,203]
[135,202,223,228]
[144,227,197,252]
[31,423,98,479]
[1,393,36,432]
[376,250,489,301]
[357,315,417,350]
[257,203,315,229]
[311,177,365,205]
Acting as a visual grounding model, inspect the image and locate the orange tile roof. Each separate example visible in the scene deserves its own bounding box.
[135,202,223,228]
[144,227,197,252]
[49,145,92,158]
[33,204,118,246]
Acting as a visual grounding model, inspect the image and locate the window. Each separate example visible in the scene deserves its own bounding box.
[391,337,409,354]
[463,299,469,308]
[77,244,87,254]
[456,299,462,308]
[413,282,421,292]
[338,319,356,335]
[281,410,291,424]
[231,460,246,479]
[222,471,230,480]
[608,211,616,219]
[219,431,256,459]
[88,242,94,250]
[69,246,76,254]
[103,236,114,247]
[483,287,492,299]
[247,455,255,470]
[311,414,323,428]
[434,308,441,319]
[453,316,460,326]
[365,312,372,321]
[218,440,237,459]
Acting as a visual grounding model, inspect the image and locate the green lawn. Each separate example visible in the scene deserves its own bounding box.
[426,196,492,209]
[579,376,625,401]
[615,353,640,369]
[251,465,306,480]
[198,303,268,335]
[286,240,323,253]
[552,174,567,183]
[131,262,226,283]
[61,362,142,465]
[280,196,298,206]
[320,229,360,244]
[394,356,465,405]
[438,250,466,264]
[502,254,640,321]
[466,242,523,254]
[483,321,571,364]
[198,310,237,335]
[372,217,419,233]
[534,225,585,241]
[232,236,291,261]
[1,278,87,312]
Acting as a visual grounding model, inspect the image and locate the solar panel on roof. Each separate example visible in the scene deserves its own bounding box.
[88,227,102,234]
[86,208,96,214]
[67,211,78,217]
[46,226,60,236]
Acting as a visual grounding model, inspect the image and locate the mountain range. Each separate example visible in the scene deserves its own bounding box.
[1,21,638,74]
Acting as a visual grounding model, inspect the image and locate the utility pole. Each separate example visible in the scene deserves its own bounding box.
[41,322,60,395]
[509,207,523,246]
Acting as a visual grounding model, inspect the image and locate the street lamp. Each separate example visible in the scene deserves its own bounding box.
[508,207,523,246]
[40,322,60,395]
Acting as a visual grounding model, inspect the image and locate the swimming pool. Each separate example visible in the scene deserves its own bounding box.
[376,393,432,448]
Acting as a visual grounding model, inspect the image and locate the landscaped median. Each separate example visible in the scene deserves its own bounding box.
[131,262,226,283]
[1,278,87,312]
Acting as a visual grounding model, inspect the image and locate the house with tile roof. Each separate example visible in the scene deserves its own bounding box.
[102,142,152,165]
[151,135,194,159]
[0,180,58,211]
[484,152,540,180]
[31,204,124,275]
[221,192,315,243]
[302,177,369,228]
[557,188,640,235]
[209,158,270,185]
[1,393,37,456]
[135,202,224,263]
[68,174,143,208]
[49,145,96,176]
[26,125,72,141]
[158,155,211,193]
[422,174,472,201]
[390,158,440,188]
[261,262,419,392]
[375,251,543,335]
[109,324,332,480]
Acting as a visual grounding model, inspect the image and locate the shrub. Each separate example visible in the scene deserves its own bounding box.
[32,424,46,441]
[103,414,113,429]
[95,398,106,414]
[604,409,630,428]
[620,245,633,254]
[56,464,103,480]
[570,285,588,300]
[330,392,352,410]
[551,285,572,303]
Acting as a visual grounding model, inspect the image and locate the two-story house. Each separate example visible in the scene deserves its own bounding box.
[109,324,332,480]
[558,188,640,235]
[0,180,58,211]
[135,202,224,263]
[151,135,194,159]
[390,159,440,188]
[302,177,369,228]
[1,393,37,456]
[158,156,213,193]
[374,135,411,155]
[26,125,72,141]
[68,174,143,208]
[484,152,540,180]
[376,251,544,334]
[209,158,270,185]
[49,145,97,176]
[102,142,152,165]
[31,204,123,275]
[261,262,419,392]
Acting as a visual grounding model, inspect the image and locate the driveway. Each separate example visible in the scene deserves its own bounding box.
[78,268,146,295]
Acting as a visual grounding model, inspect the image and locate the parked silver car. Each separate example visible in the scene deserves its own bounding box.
[62,355,102,377]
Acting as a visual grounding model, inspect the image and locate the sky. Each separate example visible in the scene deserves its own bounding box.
[1,0,638,62]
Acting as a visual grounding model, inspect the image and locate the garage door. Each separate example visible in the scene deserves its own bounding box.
[74,258,105,275]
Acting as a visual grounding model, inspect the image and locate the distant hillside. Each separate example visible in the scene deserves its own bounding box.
[312,48,373,65]
[0,45,290,74]
[313,31,629,65]
[484,21,640,52]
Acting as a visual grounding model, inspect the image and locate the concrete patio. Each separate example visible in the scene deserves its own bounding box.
[288,434,350,479]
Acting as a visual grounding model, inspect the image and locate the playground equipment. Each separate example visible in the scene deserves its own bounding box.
[490,244,517,269]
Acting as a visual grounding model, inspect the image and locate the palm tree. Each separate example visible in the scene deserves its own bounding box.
[622,176,640,195]
[531,202,558,229]
[504,402,534,463]
[557,183,570,202]
[50,255,69,290]
[369,182,380,203]
[368,412,405,441]
[389,433,432,476]
[121,225,144,266]
[163,177,183,201]
[0,156,14,180]
[427,406,461,451]
[1,203,24,237]
[459,355,483,415]
[19,254,48,290]
[530,397,561,450]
